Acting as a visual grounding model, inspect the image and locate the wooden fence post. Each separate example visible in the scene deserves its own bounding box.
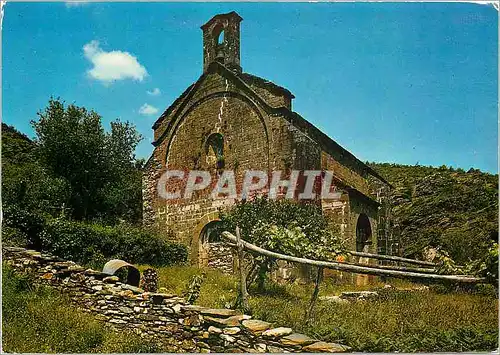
[236,226,250,313]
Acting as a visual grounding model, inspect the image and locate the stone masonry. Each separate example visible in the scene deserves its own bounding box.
[3,246,351,353]
[143,11,392,273]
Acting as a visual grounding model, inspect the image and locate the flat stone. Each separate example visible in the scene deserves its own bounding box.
[208,326,222,334]
[24,250,42,257]
[118,290,134,298]
[219,334,236,343]
[242,319,271,334]
[255,343,267,353]
[84,269,107,279]
[150,293,176,304]
[302,341,351,353]
[67,265,85,273]
[172,304,182,313]
[320,296,349,304]
[4,246,26,252]
[103,276,119,283]
[118,306,134,314]
[267,345,285,353]
[205,314,250,327]
[280,333,316,346]
[340,291,378,299]
[223,327,241,335]
[109,318,127,324]
[121,284,144,294]
[92,285,103,291]
[182,305,239,317]
[262,327,293,338]
[41,272,53,280]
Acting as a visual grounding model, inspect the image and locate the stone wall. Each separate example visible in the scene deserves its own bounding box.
[207,242,234,274]
[3,246,351,353]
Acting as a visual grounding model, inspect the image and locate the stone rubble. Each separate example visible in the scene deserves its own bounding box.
[3,246,351,353]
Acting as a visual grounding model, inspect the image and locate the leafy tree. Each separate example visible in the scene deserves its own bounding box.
[2,123,70,247]
[31,98,143,223]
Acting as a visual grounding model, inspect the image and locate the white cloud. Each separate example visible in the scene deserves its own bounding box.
[139,103,159,116]
[147,88,161,96]
[83,40,147,84]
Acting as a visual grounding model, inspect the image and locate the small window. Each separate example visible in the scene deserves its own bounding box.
[213,24,225,46]
[217,30,224,45]
[205,133,224,169]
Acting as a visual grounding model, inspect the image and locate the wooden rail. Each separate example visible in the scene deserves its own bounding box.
[221,232,485,284]
[348,250,437,267]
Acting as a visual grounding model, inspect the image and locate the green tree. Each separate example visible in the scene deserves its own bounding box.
[31,98,143,222]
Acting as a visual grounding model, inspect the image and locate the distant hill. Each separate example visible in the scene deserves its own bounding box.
[369,162,498,264]
[2,123,35,164]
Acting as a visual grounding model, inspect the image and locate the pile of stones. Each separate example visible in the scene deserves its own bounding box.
[3,246,351,353]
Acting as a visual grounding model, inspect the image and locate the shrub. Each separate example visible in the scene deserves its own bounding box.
[219,197,345,259]
[2,205,46,249]
[39,218,187,267]
[219,198,345,298]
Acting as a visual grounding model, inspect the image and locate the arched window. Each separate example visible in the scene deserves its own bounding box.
[212,24,225,61]
[205,133,224,169]
[213,24,224,45]
[356,213,372,252]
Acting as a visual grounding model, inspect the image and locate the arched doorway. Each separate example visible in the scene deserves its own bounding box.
[356,213,372,253]
[355,213,372,286]
[199,221,221,263]
[198,220,234,273]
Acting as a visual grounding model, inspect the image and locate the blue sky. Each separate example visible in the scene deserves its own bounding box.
[3,2,498,173]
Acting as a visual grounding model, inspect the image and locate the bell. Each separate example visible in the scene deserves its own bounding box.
[215,46,225,62]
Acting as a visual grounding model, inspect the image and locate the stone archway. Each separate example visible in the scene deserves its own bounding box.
[355,213,373,286]
[191,212,220,266]
[356,213,372,253]
[199,220,223,267]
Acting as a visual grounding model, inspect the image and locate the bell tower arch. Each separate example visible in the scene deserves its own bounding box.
[201,11,243,73]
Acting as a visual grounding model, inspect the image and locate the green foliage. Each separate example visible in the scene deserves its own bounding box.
[2,123,70,218]
[219,198,345,297]
[31,98,143,222]
[463,243,499,284]
[219,197,345,260]
[39,218,187,267]
[2,205,46,249]
[369,163,498,264]
[2,264,172,353]
[184,273,206,304]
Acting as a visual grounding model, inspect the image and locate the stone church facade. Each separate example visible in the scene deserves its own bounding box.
[143,12,392,270]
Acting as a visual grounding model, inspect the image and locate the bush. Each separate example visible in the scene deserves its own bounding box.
[2,205,46,249]
[39,218,187,267]
[219,197,345,259]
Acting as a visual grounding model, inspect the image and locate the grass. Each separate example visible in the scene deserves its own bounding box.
[147,264,499,352]
[2,264,175,353]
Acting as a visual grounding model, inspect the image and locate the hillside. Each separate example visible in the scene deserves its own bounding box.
[1,123,36,164]
[369,163,498,264]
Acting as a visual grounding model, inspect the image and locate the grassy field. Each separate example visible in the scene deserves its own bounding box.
[2,264,175,353]
[3,262,498,353]
[146,264,499,352]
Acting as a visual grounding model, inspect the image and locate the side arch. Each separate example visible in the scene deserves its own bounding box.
[191,212,221,265]
[356,213,372,253]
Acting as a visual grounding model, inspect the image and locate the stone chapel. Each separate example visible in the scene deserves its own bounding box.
[143,12,393,271]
